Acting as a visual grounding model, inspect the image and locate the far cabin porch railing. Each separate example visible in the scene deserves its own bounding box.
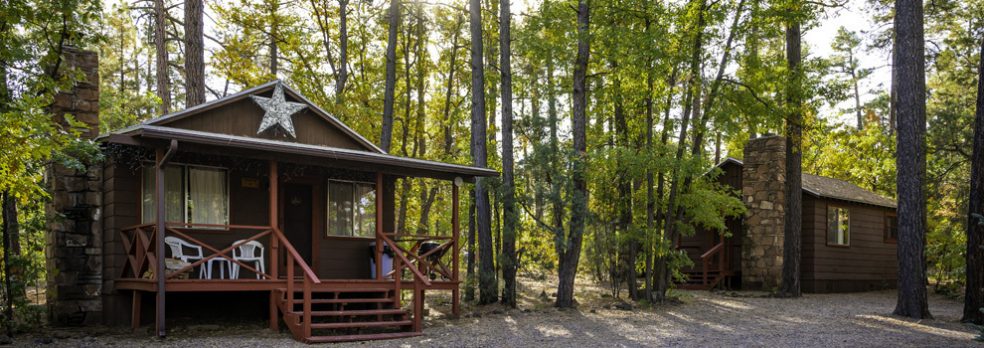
[699,240,729,287]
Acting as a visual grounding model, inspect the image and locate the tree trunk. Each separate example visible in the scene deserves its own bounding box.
[469,0,497,305]
[153,0,170,114]
[417,185,439,233]
[644,9,656,302]
[547,56,565,261]
[780,11,803,298]
[556,0,590,309]
[184,0,205,107]
[892,0,932,319]
[465,191,477,302]
[381,0,400,152]
[652,65,678,303]
[499,0,518,308]
[963,36,984,325]
[269,0,279,76]
[661,0,704,299]
[336,0,349,102]
[1,190,19,338]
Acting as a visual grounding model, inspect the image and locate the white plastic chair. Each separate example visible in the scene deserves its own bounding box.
[164,236,207,279]
[231,240,265,279]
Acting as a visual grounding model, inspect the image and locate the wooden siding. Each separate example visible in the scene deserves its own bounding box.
[801,195,897,293]
[164,97,371,151]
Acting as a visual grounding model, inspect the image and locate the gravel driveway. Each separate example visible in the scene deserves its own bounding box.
[10,278,980,347]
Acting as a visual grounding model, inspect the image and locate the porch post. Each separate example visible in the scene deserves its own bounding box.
[268,160,279,330]
[154,140,177,338]
[375,173,383,280]
[451,179,460,317]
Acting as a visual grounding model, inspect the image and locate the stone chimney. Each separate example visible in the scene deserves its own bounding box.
[46,47,103,325]
[740,135,786,291]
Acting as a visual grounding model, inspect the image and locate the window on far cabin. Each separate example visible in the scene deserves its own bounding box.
[327,180,376,238]
[885,214,898,243]
[826,206,850,246]
[141,165,229,227]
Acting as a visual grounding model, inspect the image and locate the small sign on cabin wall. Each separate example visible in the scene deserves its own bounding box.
[241,177,260,189]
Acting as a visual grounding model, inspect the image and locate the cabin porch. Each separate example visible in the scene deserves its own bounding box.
[110,148,465,343]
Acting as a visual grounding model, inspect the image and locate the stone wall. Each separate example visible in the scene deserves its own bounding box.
[741,135,786,291]
[45,47,103,325]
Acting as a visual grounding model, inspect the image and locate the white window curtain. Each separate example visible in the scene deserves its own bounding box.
[827,207,850,246]
[188,167,228,226]
[328,181,354,236]
[142,166,185,224]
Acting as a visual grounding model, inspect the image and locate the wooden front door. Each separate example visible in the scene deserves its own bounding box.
[282,183,314,266]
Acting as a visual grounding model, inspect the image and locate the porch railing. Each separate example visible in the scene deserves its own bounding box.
[699,240,728,287]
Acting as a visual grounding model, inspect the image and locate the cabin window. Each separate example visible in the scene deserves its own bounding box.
[327,180,376,238]
[885,213,898,243]
[141,165,229,227]
[826,206,850,247]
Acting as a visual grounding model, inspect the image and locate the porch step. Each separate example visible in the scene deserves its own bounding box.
[304,331,421,343]
[310,319,412,330]
[290,308,405,317]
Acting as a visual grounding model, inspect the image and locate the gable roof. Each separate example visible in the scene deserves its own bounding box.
[99,81,498,181]
[131,80,384,154]
[713,157,896,209]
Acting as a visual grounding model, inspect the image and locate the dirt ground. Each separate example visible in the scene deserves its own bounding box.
[8,276,981,347]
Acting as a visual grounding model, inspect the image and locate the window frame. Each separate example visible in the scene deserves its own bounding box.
[884,212,898,244]
[825,204,851,248]
[140,162,230,230]
[325,179,377,239]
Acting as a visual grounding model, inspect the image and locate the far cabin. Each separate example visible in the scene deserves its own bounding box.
[679,135,898,293]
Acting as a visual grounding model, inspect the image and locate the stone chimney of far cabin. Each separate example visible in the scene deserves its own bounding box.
[45,46,104,325]
[740,135,786,291]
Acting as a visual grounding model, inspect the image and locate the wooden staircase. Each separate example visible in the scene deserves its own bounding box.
[274,283,420,343]
[676,241,731,291]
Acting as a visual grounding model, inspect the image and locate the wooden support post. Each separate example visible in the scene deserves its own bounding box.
[303,277,312,338]
[268,160,279,331]
[451,181,460,317]
[412,281,422,332]
[154,141,176,338]
[375,173,383,280]
[131,290,141,331]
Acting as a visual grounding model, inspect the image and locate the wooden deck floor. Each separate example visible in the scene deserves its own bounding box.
[115,278,460,292]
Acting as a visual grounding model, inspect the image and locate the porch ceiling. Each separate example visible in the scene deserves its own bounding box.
[105,125,498,182]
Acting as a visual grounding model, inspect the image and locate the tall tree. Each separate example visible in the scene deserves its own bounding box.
[470,0,497,305]
[336,0,349,102]
[964,36,984,325]
[556,0,590,308]
[893,0,932,319]
[184,0,206,107]
[500,0,518,307]
[381,0,400,152]
[831,27,870,130]
[780,0,803,298]
[153,0,170,113]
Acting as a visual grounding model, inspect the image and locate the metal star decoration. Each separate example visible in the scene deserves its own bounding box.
[251,83,306,138]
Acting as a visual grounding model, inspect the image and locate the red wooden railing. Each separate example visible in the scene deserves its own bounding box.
[699,240,728,287]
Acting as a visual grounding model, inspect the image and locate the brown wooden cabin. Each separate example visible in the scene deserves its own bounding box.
[95,81,497,343]
[678,136,898,293]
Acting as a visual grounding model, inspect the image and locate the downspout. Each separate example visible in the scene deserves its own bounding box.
[156,139,178,338]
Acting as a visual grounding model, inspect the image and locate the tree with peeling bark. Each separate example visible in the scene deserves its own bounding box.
[893,0,932,319]
[154,0,170,113]
[184,0,205,107]
[780,0,803,298]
